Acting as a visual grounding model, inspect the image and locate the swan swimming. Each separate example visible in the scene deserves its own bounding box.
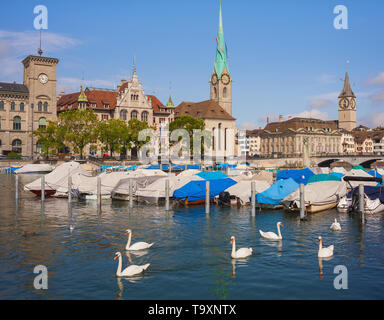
[330,218,341,231]
[125,229,154,251]
[114,252,150,277]
[259,222,283,240]
[230,236,252,259]
[317,236,334,258]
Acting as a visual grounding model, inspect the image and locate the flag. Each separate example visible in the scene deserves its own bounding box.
[340,78,343,81]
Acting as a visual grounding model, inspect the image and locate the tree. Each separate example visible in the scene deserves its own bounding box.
[32,121,65,157]
[97,119,128,157]
[169,115,211,158]
[125,119,154,159]
[59,109,98,159]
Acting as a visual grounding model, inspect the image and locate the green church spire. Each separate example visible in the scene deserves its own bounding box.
[166,81,174,107]
[214,0,228,79]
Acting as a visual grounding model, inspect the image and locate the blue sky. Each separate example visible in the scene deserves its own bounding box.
[1,0,384,128]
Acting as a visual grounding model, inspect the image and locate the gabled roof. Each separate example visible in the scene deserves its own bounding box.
[146,95,170,115]
[57,88,117,111]
[0,82,29,94]
[174,99,235,120]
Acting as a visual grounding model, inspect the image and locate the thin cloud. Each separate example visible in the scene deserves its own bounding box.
[365,72,384,87]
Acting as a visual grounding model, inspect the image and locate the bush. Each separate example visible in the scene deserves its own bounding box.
[6,152,21,159]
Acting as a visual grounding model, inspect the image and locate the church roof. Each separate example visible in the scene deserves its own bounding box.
[264,117,339,133]
[339,72,356,98]
[213,1,229,79]
[174,99,235,120]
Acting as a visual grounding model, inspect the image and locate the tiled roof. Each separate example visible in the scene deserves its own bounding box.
[146,95,170,115]
[246,129,263,137]
[57,89,117,111]
[0,82,29,94]
[174,100,235,120]
[264,117,338,133]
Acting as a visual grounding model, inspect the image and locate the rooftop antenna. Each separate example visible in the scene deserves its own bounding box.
[38,29,43,56]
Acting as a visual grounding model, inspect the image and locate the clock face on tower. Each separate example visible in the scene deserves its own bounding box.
[339,98,349,109]
[350,99,356,110]
[38,73,48,84]
[211,74,218,85]
[221,73,230,85]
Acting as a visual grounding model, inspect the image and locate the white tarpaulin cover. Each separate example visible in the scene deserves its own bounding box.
[222,180,271,204]
[15,164,53,174]
[282,180,347,207]
[24,161,93,194]
[343,169,378,187]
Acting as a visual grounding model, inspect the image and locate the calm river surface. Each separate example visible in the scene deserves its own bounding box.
[0,173,383,299]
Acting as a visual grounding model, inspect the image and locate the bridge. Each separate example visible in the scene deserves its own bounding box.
[247,154,383,169]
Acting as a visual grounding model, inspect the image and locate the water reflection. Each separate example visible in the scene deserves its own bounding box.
[318,256,334,279]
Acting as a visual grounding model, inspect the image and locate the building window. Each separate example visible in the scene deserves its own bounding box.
[0,101,4,110]
[223,87,227,98]
[141,111,148,122]
[43,102,48,112]
[36,141,44,154]
[212,127,216,150]
[13,116,21,130]
[12,139,22,154]
[39,117,46,129]
[214,87,217,98]
[20,102,24,111]
[131,110,138,119]
[120,110,127,120]
[101,115,109,121]
[11,101,15,111]
[38,101,42,112]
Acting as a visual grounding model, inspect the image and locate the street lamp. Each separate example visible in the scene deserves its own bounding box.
[30,103,34,160]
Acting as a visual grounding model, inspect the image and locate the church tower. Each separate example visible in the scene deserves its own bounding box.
[210,1,232,115]
[338,71,356,131]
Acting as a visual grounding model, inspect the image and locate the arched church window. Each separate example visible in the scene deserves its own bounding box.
[141,111,148,122]
[120,110,127,120]
[12,139,22,154]
[39,117,46,129]
[38,101,42,112]
[214,87,217,98]
[223,87,227,98]
[13,116,21,130]
[43,102,48,112]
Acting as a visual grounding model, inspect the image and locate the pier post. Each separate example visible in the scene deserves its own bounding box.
[129,178,133,209]
[41,175,45,203]
[160,163,162,171]
[169,163,172,174]
[251,181,256,216]
[68,176,72,204]
[97,177,101,211]
[165,179,170,211]
[15,174,19,202]
[205,181,210,214]
[359,184,365,224]
[374,167,377,178]
[300,183,306,221]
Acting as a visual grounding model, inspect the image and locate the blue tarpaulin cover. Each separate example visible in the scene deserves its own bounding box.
[277,168,314,185]
[196,171,228,180]
[307,174,341,183]
[348,186,384,202]
[173,178,237,201]
[256,178,300,205]
[330,172,344,179]
[368,170,382,178]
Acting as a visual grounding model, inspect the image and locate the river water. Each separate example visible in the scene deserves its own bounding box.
[0,173,383,299]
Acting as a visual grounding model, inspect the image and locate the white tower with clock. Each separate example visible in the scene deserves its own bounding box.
[338,71,356,132]
[209,1,232,116]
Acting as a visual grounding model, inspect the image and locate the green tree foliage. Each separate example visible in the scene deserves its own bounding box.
[32,121,65,157]
[125,119,155,158]
[58,109,98,159]
[97,118,128,156]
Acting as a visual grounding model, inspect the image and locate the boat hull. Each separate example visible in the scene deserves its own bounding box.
[30,189,56,197]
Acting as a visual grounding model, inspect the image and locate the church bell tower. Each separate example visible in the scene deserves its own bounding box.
[210,1,232,115]
[338,71,356,131]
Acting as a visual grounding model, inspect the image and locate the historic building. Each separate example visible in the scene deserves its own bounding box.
[246,129,262,157]
[0,55,59,157]
[174,2,237,157]
[260,117,342,156]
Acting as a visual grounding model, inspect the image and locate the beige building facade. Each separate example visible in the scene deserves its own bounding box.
[0,55,59,157]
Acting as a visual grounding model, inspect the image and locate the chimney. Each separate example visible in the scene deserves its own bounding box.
[279,115,283,122]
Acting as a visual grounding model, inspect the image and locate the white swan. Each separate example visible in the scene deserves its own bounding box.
[114,252,150,277]
[259,222,283,240]
[318,236,334,258]
[125,229,154,251]
[330,218,341,231]
[230,236,252,259]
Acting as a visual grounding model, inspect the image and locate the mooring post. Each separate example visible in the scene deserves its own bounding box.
[41,175,45,203]
[205,180,210,214]
[169,163,172,174]
[160,163,163,171]
[68,176,72,204]
[300,183,305,220]
[165,179,170,211]
[359,184,365,224]
[129,178,133,209]
[15,174,19,201]
[251,181,256,216]
[374,167,377,178]
[97,176,101,211]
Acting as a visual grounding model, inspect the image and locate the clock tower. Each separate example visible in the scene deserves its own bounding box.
[209,1,232,116]
[338,71,356,131]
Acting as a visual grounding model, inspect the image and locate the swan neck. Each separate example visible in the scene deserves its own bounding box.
[126,232,131,249]
[277,224,282,238]
[319,240,322,251]
[231,239,236,255]
[116,255,122,276]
